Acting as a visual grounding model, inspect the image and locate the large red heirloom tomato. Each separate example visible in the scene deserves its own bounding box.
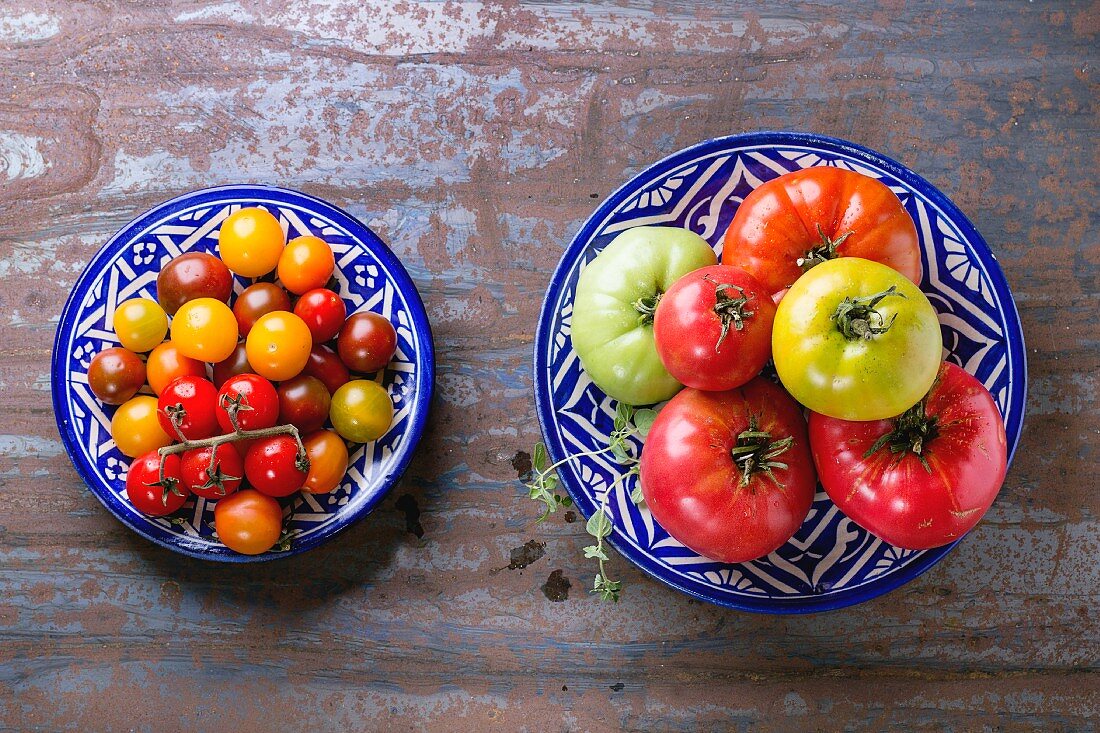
[639,378,817,563]
[722,167,921,298]
[808,361,1007,550]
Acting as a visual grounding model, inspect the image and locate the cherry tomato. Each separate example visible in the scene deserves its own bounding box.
[302,430,349,494]
[640,379,817,563]
[212,342,253,388]
[653,265,776,391]
[293,289,346,344]
[157,375,220,440]
[125,451,187,516]
[337,312,397,373]
[214,489,283,555]
[147,341,207,395]
[245,435,309,497]
[329,379,392,443]
[303,345,351,395]
[156,251,233,315]
[216,373,279,433]
[181,443,243,500]
[218,207,285,277]
[112,396,173,458]
[278,375,331,433]
[245,311,312,382]
[172,297,239,363]
[233,282,292,336]
[278,235,335,295]
[87,347,146,405]
[113,298,168,353]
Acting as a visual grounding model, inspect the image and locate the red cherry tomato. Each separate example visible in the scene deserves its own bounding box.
[216,373,279,433]
[212,342,253,388]
[809,361,1008,550]
[278,375,331,433]
[157,376,220,440]
[302,430,349,494]
[278,235,335,295]
[233,282,292,336]
[125,451,187,516]
[181,443,244,500]
[87,347,146,405]
[303,345,351,395]
[653,265,776,391]
[293,288,346,344]
[245,435,309,497]
[156,251,233,315]
[214,489,283,555]
[337,312,397,373]
[639,378,817,563]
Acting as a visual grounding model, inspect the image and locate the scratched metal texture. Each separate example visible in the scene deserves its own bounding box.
[0,1,1096,731]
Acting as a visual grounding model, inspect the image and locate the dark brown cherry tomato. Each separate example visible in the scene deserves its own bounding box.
[244,436,308,497]
[87,347,146,405]
[337,312,397,373]
[293,288,346,344]
[212,342,252,388]
[214,489,283,555]
[157,375,220,440]
[232,282,291,336]
[303,345,350,395]
[278,375,331,433]
[302,430,349,494]
[216,373,279,433]
[181,443,243,500]
[156,251,234,315]
[125,451,186,516]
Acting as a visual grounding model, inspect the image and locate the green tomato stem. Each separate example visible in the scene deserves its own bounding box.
[832,285,907,341]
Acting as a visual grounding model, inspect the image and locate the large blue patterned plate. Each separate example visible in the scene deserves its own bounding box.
[534,132,1026,612]
[53,185,434,562]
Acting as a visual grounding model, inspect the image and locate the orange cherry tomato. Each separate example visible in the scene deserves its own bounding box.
[113,298,168,353]
[147,341,207,395]
[245,311,312,381]
[277,235,335,295]
[302,430,349,494]
[218,207,285,277]
[111,395,173,458]
[171,297,239,363]
[213,489,284,555]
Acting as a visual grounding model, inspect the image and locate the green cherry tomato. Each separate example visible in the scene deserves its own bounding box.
[772,257,942,421]
[329,379,393,443]
[113,298,169,353]
[571,226,717,405]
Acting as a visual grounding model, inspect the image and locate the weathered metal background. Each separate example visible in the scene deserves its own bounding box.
[0,1,1096,730]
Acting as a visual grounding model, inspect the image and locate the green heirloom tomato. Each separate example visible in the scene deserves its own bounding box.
[572,226,717,405]
[772,257,941,421]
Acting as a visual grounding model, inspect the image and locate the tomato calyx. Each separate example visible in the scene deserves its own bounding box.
[632,292,663,326]
[832,286,907,341]
[218,391,254,432]
[144,474,184,506]
[197,459,241,497]
[797,224,853,272]
[864,400,940,472]
[702,274,755,351]
[729,416,794,488]
[161,403,189,441]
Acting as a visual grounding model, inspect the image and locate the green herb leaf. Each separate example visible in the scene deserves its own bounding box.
[583,544,609,561]
[633,408,659,437]
[533,442,548,473]
[585,506,613,539]
[630,482,645,506]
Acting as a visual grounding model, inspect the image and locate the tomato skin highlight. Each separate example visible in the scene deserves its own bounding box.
[157,376,220,440]
[722,167,921,297]
[808,361,1007,550]
[181,443,243,500]
[218,207,285,278]
[214,489,283,555]
[156,251,233,315]
[112,396,174,458]
[278,235,335,295]
[126,451,186,516]
[245,435,308,497]
[87,347,146,405]
[294,288,346,344]
[653,265,776,391]
[302,430,349,494]
[216,373,279,433]
[639,378,817,563]
[337,312,397,373]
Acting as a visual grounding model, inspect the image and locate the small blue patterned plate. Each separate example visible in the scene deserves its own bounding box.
[52,185,434,562]
[534,132,1026,612]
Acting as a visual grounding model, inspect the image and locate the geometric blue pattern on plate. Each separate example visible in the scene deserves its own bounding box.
[534,132,1026,612]
[52,185,434,562]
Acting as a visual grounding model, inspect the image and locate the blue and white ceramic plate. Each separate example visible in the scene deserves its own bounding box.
[53,185,434,562]
[534,132,1026,613]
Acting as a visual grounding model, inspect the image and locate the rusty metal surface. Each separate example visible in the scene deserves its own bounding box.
[0,1,1097,730]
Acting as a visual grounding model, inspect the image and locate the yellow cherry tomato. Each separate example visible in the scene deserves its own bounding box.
[245,311,312,381]
[111,395,173,458]
[329,380,393,443]
[171,297,239,363]
[278,235,335,295]
[113,298,168,353]
[218,207,285,277]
